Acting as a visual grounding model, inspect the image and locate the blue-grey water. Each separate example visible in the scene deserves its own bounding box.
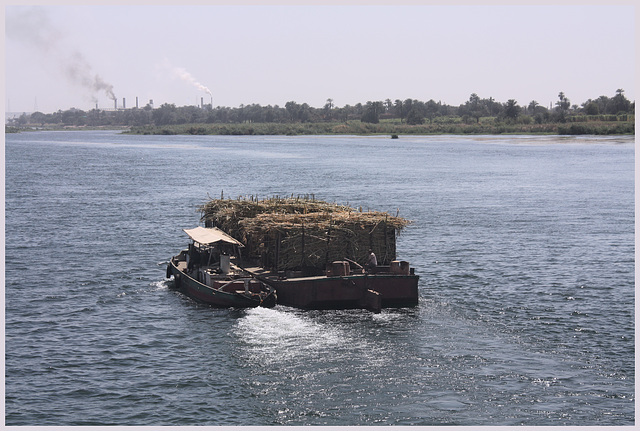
[5,131,634,426]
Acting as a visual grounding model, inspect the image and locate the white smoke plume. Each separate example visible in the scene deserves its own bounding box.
[171,64,212,96]
[7,7,117,103]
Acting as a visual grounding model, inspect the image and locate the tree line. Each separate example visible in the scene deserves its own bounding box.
[8,89,634,128]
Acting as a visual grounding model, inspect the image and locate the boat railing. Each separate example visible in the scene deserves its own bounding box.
[174,249,188,262]
[325,259,413,276]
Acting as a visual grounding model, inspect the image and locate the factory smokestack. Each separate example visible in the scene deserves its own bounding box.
[201,97,204,109]
[114,99,117,110]
[123,98,126,109]
[136,97,139,109]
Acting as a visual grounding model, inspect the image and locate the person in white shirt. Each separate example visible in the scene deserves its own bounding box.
[366,249,377,272]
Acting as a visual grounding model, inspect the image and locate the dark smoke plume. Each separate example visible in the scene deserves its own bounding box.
[7,7,117,103]
[66,52,117,101]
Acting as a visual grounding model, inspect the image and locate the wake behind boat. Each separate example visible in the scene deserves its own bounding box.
[167,226,277,308]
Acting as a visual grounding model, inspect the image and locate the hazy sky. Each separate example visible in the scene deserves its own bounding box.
[5,4,636,114]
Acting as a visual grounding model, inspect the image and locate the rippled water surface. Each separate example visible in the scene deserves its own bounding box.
[5,131,634,425]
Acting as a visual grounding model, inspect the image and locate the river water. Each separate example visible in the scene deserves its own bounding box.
[4,131,634,426]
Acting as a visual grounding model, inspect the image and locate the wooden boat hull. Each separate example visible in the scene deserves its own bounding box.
[167,258,276,308]
[268,273,419,312]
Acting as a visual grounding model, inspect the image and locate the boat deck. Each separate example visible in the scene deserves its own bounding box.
[241,266,321,281]
[241,266,272,277]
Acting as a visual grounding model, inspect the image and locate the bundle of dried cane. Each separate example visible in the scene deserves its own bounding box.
[199,195,410,270]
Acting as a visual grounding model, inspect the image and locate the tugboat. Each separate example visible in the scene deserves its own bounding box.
[167,226,277,308]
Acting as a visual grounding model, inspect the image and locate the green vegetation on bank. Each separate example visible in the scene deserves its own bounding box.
[124,118,634,136]
[6,89,634,135]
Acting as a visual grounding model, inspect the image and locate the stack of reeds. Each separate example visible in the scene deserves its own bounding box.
[199,195,411,271]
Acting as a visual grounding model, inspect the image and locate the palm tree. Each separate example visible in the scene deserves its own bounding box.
[504,99,520,120]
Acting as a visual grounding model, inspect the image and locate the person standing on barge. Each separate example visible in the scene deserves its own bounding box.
[366,249,377,272]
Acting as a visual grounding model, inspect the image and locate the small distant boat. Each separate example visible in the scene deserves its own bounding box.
[167,226,277,308]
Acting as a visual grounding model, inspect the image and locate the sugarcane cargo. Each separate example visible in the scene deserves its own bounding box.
[199,196,419,311]
[200,196,411,273]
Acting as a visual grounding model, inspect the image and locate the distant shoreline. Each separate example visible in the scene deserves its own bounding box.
[7,119,633,136]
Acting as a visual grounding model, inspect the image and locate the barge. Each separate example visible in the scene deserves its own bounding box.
[241,259,418,312]
[187,195,420,312]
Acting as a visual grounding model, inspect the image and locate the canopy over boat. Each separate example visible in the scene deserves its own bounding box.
[183,226,244,247]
